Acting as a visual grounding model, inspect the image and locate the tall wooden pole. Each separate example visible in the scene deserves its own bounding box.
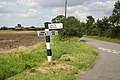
[65,0,67,18]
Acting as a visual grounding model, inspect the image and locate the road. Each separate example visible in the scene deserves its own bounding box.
[78,37,120,80]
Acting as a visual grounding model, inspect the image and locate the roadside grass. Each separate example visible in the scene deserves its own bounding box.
[0,36,98,80]
[86,36,120,44]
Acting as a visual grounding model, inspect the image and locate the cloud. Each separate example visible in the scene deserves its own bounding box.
[87,0,115,11]
[16,0,96,8]
[52,4,90,21]
[52,0,117,21]
[16,0,40,8]
[0,0,50,26]
[0,0,118,26]
[0,1,16,13]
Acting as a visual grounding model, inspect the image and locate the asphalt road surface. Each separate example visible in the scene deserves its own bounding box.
[78,37,120,80]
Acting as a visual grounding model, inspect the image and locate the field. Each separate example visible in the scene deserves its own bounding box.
[0,31,98,80]
[0,30,45,53]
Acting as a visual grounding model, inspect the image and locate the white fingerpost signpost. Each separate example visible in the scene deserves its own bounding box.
[37,22,63,62]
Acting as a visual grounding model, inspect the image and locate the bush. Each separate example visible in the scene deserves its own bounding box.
[52,15,83,39]
[1,26,8,30]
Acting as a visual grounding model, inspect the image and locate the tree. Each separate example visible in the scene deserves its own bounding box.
[52,15,65,23]
[52,15,83,39]
[1,26,8,30]
[17,24,21,27]
[60,16,83,38]
[101,17,112,37]
[102,17,111,29]
[109,1,120,38]
[86,16,95,35]
[30,26,36,28]
[79,22,86,34]
[109,1,120,26]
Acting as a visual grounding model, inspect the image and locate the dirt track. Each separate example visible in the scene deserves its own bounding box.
[0,31,45,53]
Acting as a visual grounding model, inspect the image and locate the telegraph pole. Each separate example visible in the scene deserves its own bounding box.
[65,0,67,18]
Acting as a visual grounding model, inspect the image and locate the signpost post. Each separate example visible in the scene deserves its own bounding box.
[37,22,63,62]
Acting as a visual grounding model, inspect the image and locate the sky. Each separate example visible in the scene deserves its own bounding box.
[0,0,118,27]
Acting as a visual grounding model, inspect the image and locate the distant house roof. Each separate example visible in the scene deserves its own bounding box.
[15,26,24,29]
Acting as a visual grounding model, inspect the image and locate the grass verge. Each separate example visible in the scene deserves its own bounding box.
[86,36,120,44]
[0,36,98,80]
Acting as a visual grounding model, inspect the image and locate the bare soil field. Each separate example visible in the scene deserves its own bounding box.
[0,30,45,53]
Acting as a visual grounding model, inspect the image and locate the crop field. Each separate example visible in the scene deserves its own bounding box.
[0,30,45,53]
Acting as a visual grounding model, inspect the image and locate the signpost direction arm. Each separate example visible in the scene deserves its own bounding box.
[48,23,63,29]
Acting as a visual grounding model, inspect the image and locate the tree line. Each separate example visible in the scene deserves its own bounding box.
[0,24,44,31]
[52,1,120,39]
